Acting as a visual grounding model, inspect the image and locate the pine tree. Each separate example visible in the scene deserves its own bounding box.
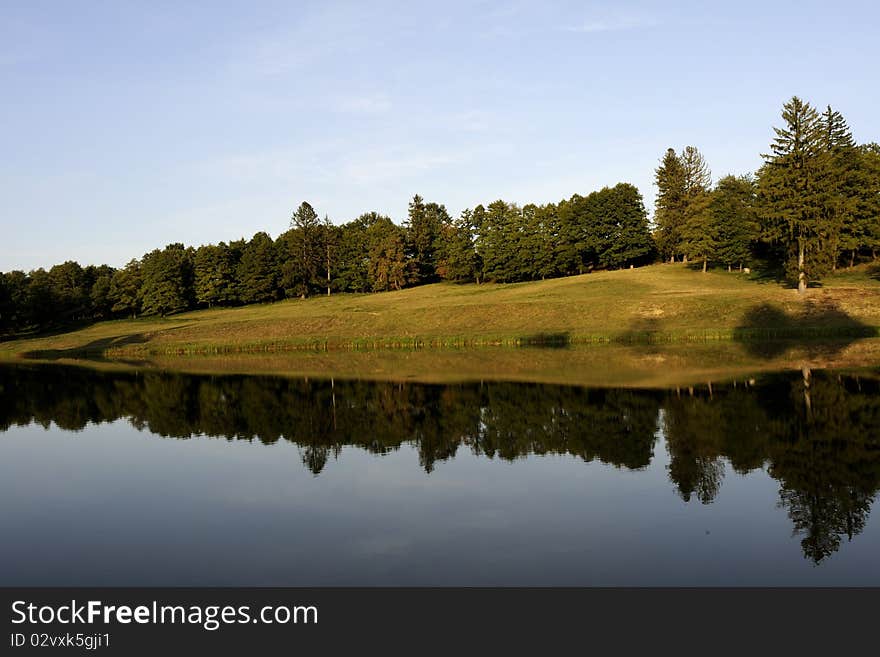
[858,143,880,260]
[477,200,522,282]
[819,106,858,269]
[334,215,373,293]
[140,244,194,316]
[367,215,409,291]
[437,208,478,283]
[711,175,758,271]
[238,232,278,304]
[281,201,323,298]
[757,96,832,293]
[594,183,654,268]
[404,195,445,284]
[194,243,238,307]
[654,148,687,262]
[678,146,715,271]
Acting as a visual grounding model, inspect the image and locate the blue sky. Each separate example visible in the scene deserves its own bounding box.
[2,0,878,271]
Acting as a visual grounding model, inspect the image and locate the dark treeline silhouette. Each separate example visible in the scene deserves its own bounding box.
[2,364,879,563]
[2,96,879,335]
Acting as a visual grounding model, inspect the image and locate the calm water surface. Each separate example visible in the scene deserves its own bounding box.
[1,363,879,585]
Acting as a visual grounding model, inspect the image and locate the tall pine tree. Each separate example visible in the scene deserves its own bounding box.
[757,96,831,293]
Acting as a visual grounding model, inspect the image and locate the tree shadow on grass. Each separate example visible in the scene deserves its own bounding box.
[0,318,98,344]
[516,332,571,349]
[21,333,153,364]
[732,301,877,359]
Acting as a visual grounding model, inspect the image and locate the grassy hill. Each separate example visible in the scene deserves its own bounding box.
[3,264,880,362]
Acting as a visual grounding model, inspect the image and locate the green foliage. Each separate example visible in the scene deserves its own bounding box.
[367,215,409,291]
[280,202,324,298]
[334,214,373,292]
[109,260,142,318]
[711,175,759,269]
[89,272,114,319]
[404,195,445,284]
[584,183,655,269]
[476,200,525,282]
[654,148,687,261]
[194,243,239,307]
[756,96,835,290]
[437,208,479,283]
[48,261,89,321]
[238,232,278,304]
[858,143,880,258]
[140,244,194,317]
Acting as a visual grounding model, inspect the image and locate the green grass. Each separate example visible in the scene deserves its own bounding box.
[3,263,880,362]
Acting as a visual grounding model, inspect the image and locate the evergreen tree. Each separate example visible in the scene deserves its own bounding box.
[404,195,444,284]
[592,183,655,269]
[555,195,592,275]
[820,106,858,269]
[367,215,409,291]
[280,201,323,298]
[711,175,758,271]
[238,232,278,304]
[858,143,880,261]
[757,96,832,293]
[531,204,560,280]
[140,244,194,316]
[437,208,478,283]
[194,243,238,308]
[654,148,687,262]
[678,146,715,271]
[478,200,524,282]
[334,215,373,292]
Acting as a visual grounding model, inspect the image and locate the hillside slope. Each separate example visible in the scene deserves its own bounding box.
[3,264,880,360]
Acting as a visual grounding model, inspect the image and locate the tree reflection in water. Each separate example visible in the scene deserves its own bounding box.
[2,364,879,564]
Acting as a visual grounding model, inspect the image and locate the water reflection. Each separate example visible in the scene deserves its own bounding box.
[2,364,879,565]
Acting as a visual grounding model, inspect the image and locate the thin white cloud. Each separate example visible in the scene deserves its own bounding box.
[341,152,458,185]
[335,95,393,114]
[228,4,371,78]
[563,15,658,33]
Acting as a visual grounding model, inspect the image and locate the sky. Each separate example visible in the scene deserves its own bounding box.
[2,0,878,271]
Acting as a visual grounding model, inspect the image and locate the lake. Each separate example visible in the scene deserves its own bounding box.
[1,362,879,585]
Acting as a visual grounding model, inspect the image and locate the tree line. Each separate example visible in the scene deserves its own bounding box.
[0,184,655,334]
[2,96,878,335]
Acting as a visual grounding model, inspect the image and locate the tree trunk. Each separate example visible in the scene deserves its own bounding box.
[802,366,812,418]
[797,242,807,294]
[670,255,674,264]
[727,265,731,272]
[702,258,707,273]
[850,250,855,269]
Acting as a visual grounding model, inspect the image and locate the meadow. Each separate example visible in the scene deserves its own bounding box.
[3,264,880,380]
